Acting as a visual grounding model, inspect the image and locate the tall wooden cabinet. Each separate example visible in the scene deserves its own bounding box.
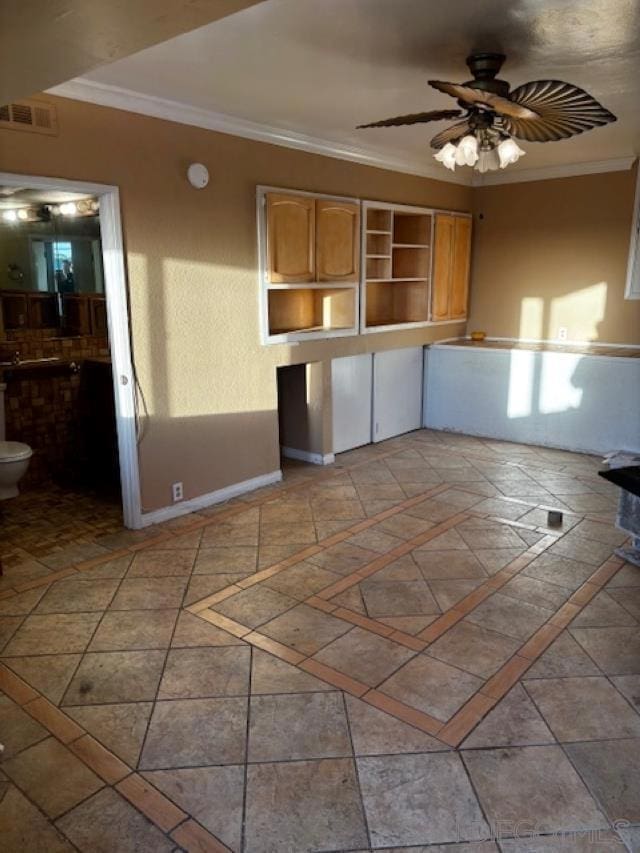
[260,189,359,343]
[431,213,472,321]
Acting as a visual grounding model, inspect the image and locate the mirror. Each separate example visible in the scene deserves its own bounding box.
[0,189,105,335]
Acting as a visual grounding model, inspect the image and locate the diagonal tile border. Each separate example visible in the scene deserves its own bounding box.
[0,659,235,851]
[185,515,624,750]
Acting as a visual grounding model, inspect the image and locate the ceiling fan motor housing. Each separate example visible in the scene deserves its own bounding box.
[464,52,510,96]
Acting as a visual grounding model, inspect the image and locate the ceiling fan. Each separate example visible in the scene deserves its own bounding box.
[357,53,616,173]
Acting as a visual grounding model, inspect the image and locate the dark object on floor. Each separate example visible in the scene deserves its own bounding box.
[599,464,640,567]
[599,465,640,498]
[547,510,563,528]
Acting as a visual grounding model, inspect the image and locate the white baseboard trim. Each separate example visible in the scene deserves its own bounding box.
[137,469,283,528]
[281,446,335,466]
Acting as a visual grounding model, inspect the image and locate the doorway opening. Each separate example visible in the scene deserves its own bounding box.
[0,172,140,533]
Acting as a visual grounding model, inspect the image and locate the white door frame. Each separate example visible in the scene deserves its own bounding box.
[0,171,142,528]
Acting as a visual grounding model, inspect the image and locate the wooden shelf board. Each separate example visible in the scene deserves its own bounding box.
[269,323,356,335]
[267,282,357,290]
[363,319,430,332]
[392,243,430,249]
[366,278,428,283]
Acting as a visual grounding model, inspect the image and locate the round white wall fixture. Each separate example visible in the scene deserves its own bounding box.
[187,163,209,189]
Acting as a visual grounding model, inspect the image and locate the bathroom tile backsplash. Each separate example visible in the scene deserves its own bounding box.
[2,331,110,486]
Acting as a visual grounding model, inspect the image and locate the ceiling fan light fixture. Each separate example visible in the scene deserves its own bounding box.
[497,137,526,168]
[434,142,458,171]
[455,134,479,166]
[475,147,501,173]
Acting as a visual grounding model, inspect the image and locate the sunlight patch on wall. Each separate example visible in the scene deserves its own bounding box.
[507,297,544,419]
[519,296,544,340]
[539,352,584,415]
[507,350,535,419]
[548,282,607,341]
[160,257,273,418]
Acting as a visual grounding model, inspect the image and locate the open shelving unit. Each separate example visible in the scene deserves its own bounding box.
[361,201,434,333]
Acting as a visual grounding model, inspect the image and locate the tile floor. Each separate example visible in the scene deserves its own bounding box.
[1,429,639,852]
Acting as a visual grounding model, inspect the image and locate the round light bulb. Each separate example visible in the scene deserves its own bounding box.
[2,209,17,222]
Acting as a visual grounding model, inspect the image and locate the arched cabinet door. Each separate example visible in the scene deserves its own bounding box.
[316,200,360,282]
[266,193,315,282]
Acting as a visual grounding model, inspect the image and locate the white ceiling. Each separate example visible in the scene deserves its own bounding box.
[61,0,640,181]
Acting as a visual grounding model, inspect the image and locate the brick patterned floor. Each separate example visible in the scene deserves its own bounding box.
[1,429,638,852]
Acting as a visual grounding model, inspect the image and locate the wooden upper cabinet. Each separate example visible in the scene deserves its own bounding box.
[430,213,472,321]
[450,215,472,319]
[316,200,360,282]
[431,214,454,321]
[266,193,315,282]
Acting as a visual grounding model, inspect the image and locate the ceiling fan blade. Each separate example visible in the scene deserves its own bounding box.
[430,119,472,149]
[429,80,539,120]
[502,80,617,141]
[357,109,462,129]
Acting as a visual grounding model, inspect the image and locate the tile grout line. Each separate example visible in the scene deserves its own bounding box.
[188,532,626,749]
[0,659,231,851]
[186,482,453,615]
[1,440,448,601]
[437,555,626,747]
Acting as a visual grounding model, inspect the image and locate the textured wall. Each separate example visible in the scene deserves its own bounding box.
[470,168,640,344]
[0,94,471,511]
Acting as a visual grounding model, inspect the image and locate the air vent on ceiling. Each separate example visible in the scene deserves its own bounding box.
[0,99,58,136]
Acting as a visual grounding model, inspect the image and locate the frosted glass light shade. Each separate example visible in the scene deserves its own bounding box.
[434,142,458,171]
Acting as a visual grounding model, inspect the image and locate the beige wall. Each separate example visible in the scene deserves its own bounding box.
[469,168,640,344]
[0,95,471,512]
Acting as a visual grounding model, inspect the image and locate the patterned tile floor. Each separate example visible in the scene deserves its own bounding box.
[1,429,639,852]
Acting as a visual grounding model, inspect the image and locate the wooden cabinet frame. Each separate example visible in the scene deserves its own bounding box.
[257,186,472,345]
[257,185,360,344]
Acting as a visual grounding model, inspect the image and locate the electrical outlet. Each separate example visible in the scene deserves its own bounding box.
[557,327,568,341]
[172,482,183,502]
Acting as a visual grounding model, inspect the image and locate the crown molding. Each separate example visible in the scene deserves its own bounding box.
[47,78,635,189]
[471,156,636,186]
[47,77,470,185]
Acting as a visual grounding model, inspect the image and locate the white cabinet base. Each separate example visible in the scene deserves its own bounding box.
[331,354,373,453]
[373,347,423,442]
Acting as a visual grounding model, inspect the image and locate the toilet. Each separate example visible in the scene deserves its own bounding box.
[0,383,32,499]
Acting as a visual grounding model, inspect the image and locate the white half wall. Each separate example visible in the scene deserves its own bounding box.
[424,345,640,455]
